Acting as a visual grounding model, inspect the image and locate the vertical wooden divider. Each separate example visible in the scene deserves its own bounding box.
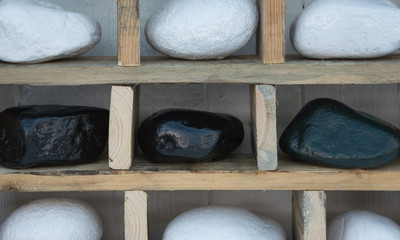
[118,0,140,66]
[257,0,286,64]
[125,191,148,240]
[109,85,140,170]
[250,84,277,170]
[293,191,327,240]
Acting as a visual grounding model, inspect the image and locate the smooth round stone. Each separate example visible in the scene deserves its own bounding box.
[328,210,400,240]
[290,0,400,59]
[137,109,244,163]
[0,198,102,240]
[0,105,109,168]
[145,0,258,60]
[0,0,101,63]
[279,98,400,168]
[163,206,286,240]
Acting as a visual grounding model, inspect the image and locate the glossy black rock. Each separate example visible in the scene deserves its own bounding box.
[280,98,400,169]
[0,105,109,168]
[137,109,244,163]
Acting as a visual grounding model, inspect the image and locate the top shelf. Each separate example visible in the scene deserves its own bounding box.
[1,55,399,86]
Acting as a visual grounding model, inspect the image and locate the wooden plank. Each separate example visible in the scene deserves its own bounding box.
[257,0,286,64]
[2,56,400,85]
[5,155,400,191]
[293,191,326,240]
[250,85,277,170]
[125,191,148,240]
[118,0,140,66]
[109,85,140,170]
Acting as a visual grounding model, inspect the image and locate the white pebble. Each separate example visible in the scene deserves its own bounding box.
[145,0,258,60]
[328,210,400,240]
[0,198,102,240]
[0,0,101,63]
[290,0,400,59]
[162,205,286,240]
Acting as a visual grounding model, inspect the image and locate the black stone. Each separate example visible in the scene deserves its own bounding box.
[0,105,109,168]
[137,109,244,163]
[280,98,400,169]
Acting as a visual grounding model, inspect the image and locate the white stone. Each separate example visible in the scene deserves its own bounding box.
[0,0,101,63]
[0,198,103,240]
[290,0,400,59]
[328,210,400,240]
[162,206,286,240]
[145,0,258,60]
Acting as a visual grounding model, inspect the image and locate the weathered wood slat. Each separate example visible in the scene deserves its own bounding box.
[257,0,286,63]
[250,85,277,170]
[2,155,400,191]
[118,0,140,66]
[125,191,148,240]
[293,191,327,240]
[1,56,399,85]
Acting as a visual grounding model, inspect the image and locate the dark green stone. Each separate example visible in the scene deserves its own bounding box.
[137,108,244,163]
[0,105,109,169]
[280,98,400,168]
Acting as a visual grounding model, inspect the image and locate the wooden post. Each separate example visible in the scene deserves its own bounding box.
[250,84,277,170]
[118,0,140,66]
[293,191,327,240]
[109,85,140,170]
[257,0,286,64]
[125,191,148,240]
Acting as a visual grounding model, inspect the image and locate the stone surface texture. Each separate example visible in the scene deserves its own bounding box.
[0,105,109,168]
[0,0,101,63]
[163,205,286,240]
[290,0,400,59]
[280,98,400,168]
[137,108,244,163]
[0,198,103,240]
[145,0,258,60]
[328,210,400,240]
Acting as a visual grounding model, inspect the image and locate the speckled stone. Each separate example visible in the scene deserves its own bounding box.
[137,109,244,163]
[280,98,400,168]
[145,0,258,60]
[0,105,109,168]
[0,0,101,63]
[290,0,400,59]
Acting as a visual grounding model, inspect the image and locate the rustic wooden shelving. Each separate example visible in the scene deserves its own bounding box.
[1,154,400,192]
[0,55,399,85]
[0,0,398,239]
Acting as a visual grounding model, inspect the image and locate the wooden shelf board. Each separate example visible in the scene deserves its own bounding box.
[1,55,400,85]
[1,154,400,192]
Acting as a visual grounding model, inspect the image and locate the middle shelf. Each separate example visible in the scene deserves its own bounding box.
[2,154,400,192]
[0,55,399,85]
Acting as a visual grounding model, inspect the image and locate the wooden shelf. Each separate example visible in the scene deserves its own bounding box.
[1,55,400,86]
[2,154,400,192]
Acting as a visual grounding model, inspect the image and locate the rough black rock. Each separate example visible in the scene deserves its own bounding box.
[0,105,109,168]
[137,109,244,163]
[280,98,400,169]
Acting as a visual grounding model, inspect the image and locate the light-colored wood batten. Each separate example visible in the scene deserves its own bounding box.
[257,0,286,64]
[250,85,277,170]
[293,191,327,240]
[125,191,148,240]
[109,85,141,170]
[2,56,400,85]
[118,0,140,66]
